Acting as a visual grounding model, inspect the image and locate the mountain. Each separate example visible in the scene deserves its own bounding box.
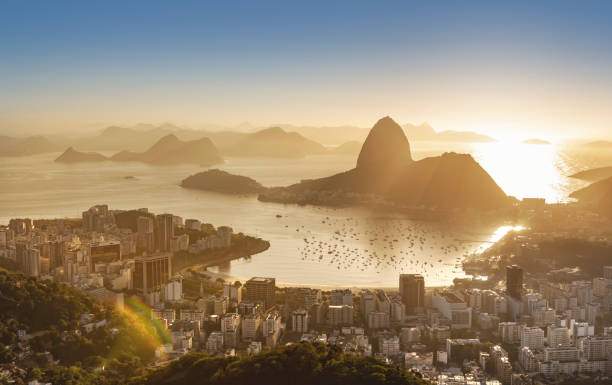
[71,125,195,152]
[223,127,327,158]
[110,134,223,166]
[70,124,327,158]
[55,147,108,163]
[181,169,266,194]
[570,176,612,218]
[569,166,612,182]
[0,135,63,157]
[522,138,551,145]
[356,116,412,171]
[259,116,508,210]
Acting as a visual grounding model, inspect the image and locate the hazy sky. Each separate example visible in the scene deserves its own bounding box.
[2,1,612,139]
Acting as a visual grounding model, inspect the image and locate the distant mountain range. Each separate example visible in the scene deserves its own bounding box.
[221,127,326,158]
[55,134,223,166]
[259,116,509,210]
[277,122,496,145]
[0,135,63,157]
[69,124,327,158]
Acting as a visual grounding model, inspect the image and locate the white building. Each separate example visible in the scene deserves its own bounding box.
[241,314,261,341]
[163,277,183,302]
[379,336,400,357]
[520,326,545,350]
[330,289,353,306]
[498,322,521,344]
[547,325,571,348]
[367,311,389,329]
[432,291,472,329]
[206,331,224,353]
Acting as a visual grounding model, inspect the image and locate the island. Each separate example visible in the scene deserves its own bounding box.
[181,169,267,194]
[55,147,109,163]
[55,134,224,166]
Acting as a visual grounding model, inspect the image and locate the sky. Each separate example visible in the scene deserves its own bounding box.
[1,0,612,139]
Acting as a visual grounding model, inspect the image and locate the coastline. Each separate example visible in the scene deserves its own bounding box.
[201,266,445,292]
[174,235,270,275]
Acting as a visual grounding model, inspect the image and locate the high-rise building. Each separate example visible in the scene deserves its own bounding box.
[82,205,113,232]
[327,305,354,326]
[499,322,521,344]
[399,274,424,313]
[223,283,242,304]
[367,311,389,329]
[520,326,544,350]
[242,314,261,341]
[137,216,155,252]
[244,277,276,309]
[604,266,612,280]
[331,289,353,306]
[133,253,172,295]
[506,265,523,299]
[547,325,570,348]
[292,309,309,332]
[360,290,376,318]
[156,214,174,252]
[24,248,40,277]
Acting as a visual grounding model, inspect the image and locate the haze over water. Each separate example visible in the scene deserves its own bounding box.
[1,141,611,287]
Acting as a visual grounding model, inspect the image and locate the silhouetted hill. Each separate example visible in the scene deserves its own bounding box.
[569,166,612,182]
[570,176,612,218]
[55,147,108,163]
[0,135,63,157]
[181,169,266,194]
[522,138,551,145]
[259,117,508,210]
[223,127,327,158]
[110,134,223,166]
[133,342,429,385]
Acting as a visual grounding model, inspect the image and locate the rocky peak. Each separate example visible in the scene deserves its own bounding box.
[356,116,413,171]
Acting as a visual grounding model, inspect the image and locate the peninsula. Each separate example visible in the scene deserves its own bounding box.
[258,116,510,211]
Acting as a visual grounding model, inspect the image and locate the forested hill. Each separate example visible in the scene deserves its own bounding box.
[132,342,431,385]
[0,268,103,332]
